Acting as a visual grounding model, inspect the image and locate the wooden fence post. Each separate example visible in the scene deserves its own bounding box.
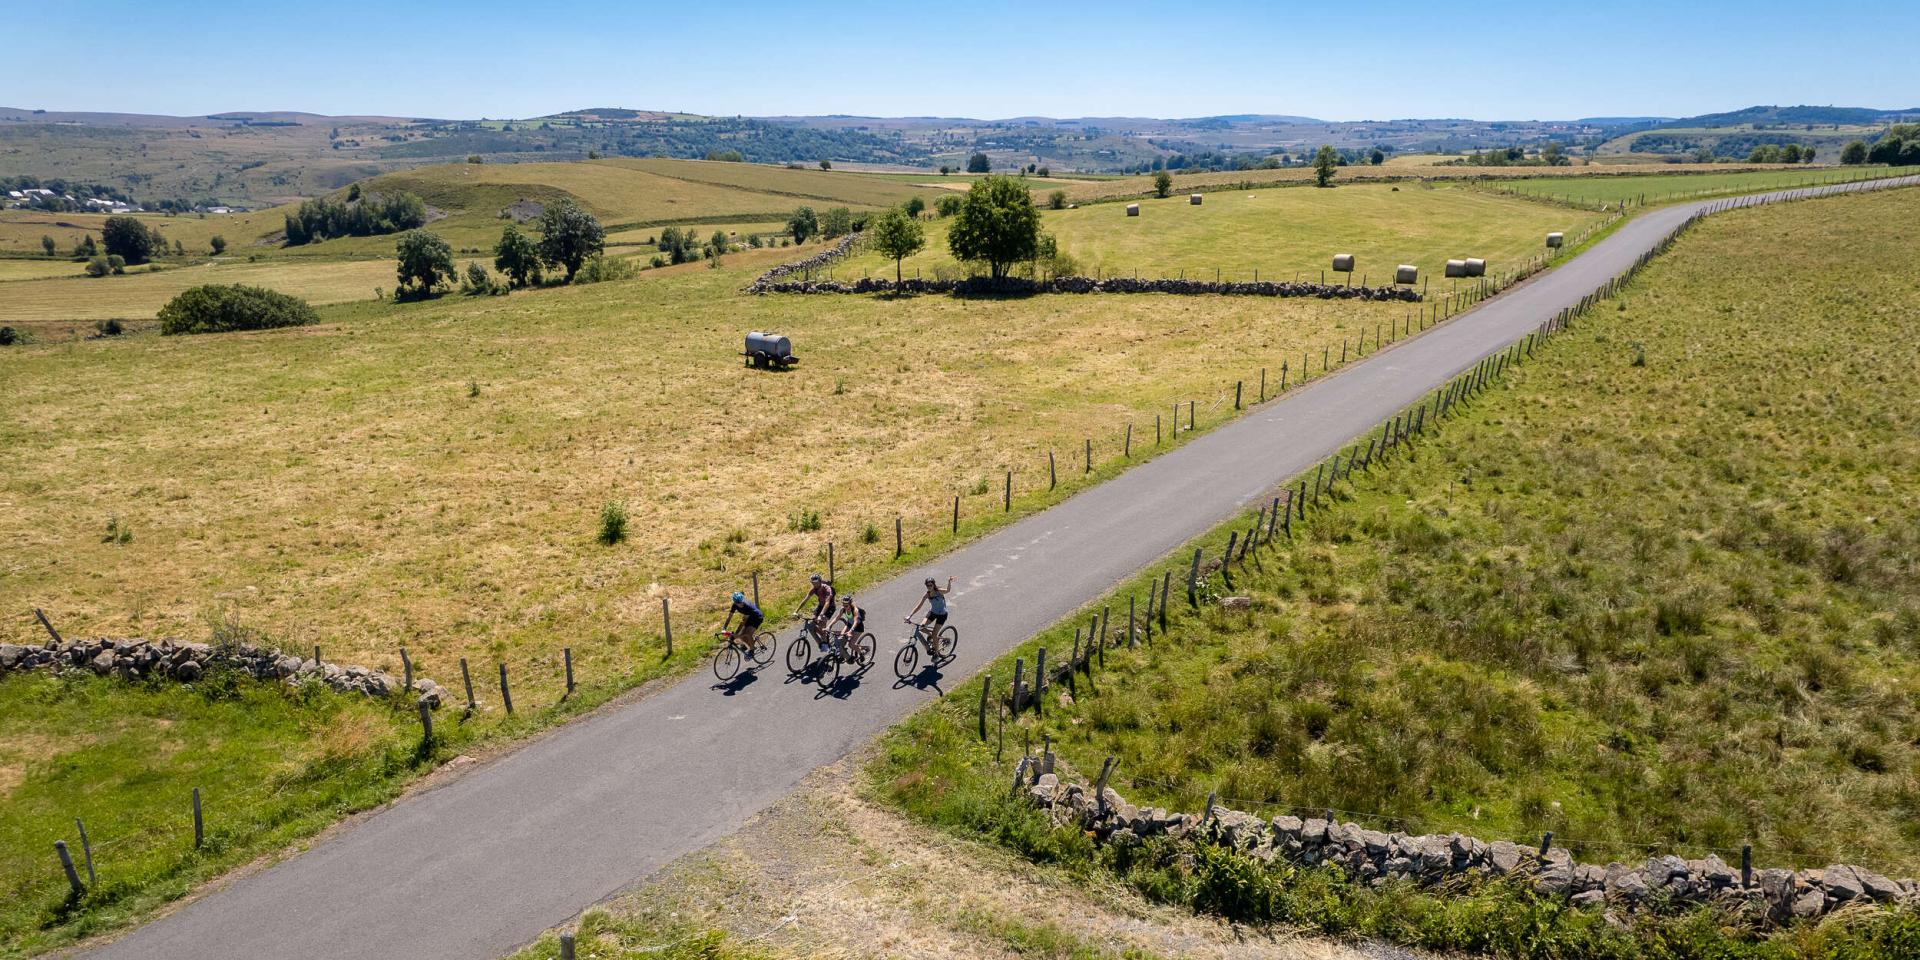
[752,570,760,607]
[662,596,673,658]
[1160,571,1171,630]
[1034,647,1046,717]
[34,608,63,646]
[1127,595,1136,648]
[1124,423,1132,458]
[1011,657,1025,714]
[76,818,95,886]
[55,841,83,896]
[460,657,476,711]
[1188,548,1203,606]
[498,662,513,715]
[978,674,992,741]
[953,495,959,534]
[1222,533,1237,589]
[563,647,574,695]
[895,517,903,558]
[192,787,204,848]
[1145,578,1157,643]
[1049,450,1056,489]
[418,699,434,744]
[828,542,836,584]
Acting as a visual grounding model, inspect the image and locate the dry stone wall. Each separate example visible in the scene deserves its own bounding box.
[0,636,449,706]
[1022,767,1917,924]
[752,274,1421,301]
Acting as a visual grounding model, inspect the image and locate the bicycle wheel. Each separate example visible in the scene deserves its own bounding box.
[816,650,844,690]
[785,634,813,675]
[852,633,877,667]
[893,640,920,679]
[938,625,959,660]
[751,630,777,666]
[713,644,742,682]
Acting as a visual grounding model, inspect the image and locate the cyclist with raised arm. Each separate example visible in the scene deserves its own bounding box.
[795,572,837,651]
[907,576,954,657]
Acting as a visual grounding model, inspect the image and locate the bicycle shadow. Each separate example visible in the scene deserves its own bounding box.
[891,655,955,693]
[710,668,762,696]
[813,661,875,701]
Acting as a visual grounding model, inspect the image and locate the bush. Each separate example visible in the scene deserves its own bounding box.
[157,284,320,335]
[85,256,110,278]
[1153,170,1173,198]
[210,235,227,255]
[573,255,636,284]
[0,326,18,346]
[95,319,124,337]
[1048,190,1067,210]
[460,261,504,295]
[597,502,628,545]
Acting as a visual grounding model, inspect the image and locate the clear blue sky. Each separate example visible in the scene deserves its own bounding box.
[13,0,1915,121]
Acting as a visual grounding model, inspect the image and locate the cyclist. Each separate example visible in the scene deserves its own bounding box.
[795,572,837,647]
[829,594,866,649]
[907,575,954,656]
[721,591,762,653]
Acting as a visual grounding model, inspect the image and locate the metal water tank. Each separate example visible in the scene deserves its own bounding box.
[1395,264,1418,285]
[744,331,796,368]
[1331,253,1355,273]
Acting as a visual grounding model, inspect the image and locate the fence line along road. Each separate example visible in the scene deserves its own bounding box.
[85,174,1920,960]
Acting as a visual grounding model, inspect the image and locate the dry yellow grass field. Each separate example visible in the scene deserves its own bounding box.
[0,256,1409,703]
[1054,161,1817,204]
[0,258,394,323]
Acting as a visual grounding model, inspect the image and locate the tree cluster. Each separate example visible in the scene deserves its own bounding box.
[101,216,166,264]
[158,284,320,335]
[284,190,428,246]
[1843,125,1920,166]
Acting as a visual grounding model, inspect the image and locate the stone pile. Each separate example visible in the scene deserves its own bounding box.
[752,274,1421,302]
[745,231,862,290]
[1024,769,1917,923]
[0,636,444,705]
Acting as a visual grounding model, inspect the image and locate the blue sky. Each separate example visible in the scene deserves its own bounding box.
[11,0,1915,121]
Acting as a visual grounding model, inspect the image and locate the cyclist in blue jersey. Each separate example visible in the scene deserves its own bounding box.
[721,591,762,652]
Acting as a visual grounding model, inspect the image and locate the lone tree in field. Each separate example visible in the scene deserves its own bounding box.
[535,199,605,282]
[904,196,925,219]
[394,230,455,298]
[935,194,963,218]
[41,235,56,257]
[1370,147,1386,165]
[102,216,163,264]
[1152,170,1173,198]
[819,206,854,239]
[788,206,819,243]
[1313,145,1339,187]
[1840,139,1869,165]
[1048,190,1067,210]
[868,207,925,283]
[947,175,1040,280]
[966,152,991,174]
[493,224,543,287]
[209,235,227,255]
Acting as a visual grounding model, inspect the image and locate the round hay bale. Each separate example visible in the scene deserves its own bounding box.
[1126,204,1140,217]
[1394,264,1418,285]
[1189,194,1203,205]
[1546,232,1565,248]
[1331,253,1355,273]
[1445,259,1467,278]
[1464,258,1487,277]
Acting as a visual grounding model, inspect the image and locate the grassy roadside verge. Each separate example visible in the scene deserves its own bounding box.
[864,186,1920,958]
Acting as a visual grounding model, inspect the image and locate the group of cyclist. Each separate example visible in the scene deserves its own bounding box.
[720,572,953,663]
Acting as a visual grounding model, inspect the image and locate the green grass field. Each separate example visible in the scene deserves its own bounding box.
[0,669,423,957]
[1486,167,1902,206]
[838,183,1603,285]
[883,183,1920,869]
[869,185,1920,959]
[0,258,394,323]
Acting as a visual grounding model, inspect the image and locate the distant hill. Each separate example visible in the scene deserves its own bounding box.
[1663,104,1920,128]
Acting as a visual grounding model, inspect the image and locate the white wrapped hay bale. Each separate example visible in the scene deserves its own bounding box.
[1445,259,1467,278]
[1394,264,1418,285]
[1546,232,1564,248]
[1190,194,1203,205]
[1465,258,1487,277]
[1126,203,1140,217]
[1331,253,1355,273]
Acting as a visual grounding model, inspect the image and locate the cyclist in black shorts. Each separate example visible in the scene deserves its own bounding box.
[722,591,763,650]
[908,576,954,654]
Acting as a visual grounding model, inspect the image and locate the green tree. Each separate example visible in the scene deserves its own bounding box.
[534,199,605,282]
[867,207,925,283]
[787,206,819,243]
[101,216,162,264]
[904,196,926,219]
[72,235,97,260]
[1781,144,1803,164]
[966,152,991,174]
[935,194,963,218]
[209,235,227,255]
[394,230,455,298]
[1048,190,1067,210]
[947,175,1040,279]
[819,206,854,239]
[1313,145,1339,187]
[818,159,832,170]
[710,230,730,253]
[493,224,543,287]
[41,235,56,257]
[1152,170,1173,198]
[1370,147,1386,165]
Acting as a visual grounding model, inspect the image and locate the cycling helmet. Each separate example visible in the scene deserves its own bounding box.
[924,577,937,586]
[809,573,823,583]
[840,594,855,605]
[732,591,745,603]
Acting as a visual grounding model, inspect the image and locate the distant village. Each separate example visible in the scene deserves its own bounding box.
[2,187,238,215]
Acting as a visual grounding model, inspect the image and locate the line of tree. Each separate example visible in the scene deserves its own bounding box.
[285,190,428,246]
[1840,124,1920,166]
[1746,143,1816,163]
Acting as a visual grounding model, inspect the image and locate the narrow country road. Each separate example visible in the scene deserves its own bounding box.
[86,176,1919,960]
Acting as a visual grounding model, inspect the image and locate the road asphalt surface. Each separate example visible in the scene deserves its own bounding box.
[87,175,1919,960]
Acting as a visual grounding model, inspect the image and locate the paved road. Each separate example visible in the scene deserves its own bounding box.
[90,176,1919,960]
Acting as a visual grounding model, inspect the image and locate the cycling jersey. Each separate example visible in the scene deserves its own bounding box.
[805,582,836,616]
[731,598,763,624]
[837,606,865,634]
[926,590,947,617]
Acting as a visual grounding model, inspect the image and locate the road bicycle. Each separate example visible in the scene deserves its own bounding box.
[784,614,837,676]
[711,627,775,682]
[813,628,876,690]
[893,617,959,679]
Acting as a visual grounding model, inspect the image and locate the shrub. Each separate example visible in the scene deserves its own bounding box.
[574,255,636,284]
[108,254,126,275]
[209,235,227,255]
[1153,170,1173,198]
[787,206,819,244]
[460,261,503,295]
[935,194,963,218]
[157,284,320,335]
[1048,190,1067,210]
[95,319,124,337]
[819,206,854,239]
[597,502,628,545]
[788,509,822,533]
[85,256,110,278]
[0,326,19,346]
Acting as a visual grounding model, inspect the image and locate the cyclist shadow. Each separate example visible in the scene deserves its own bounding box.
[813,663,875,701]
[711,669,762,696]
[891,654,955,693]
